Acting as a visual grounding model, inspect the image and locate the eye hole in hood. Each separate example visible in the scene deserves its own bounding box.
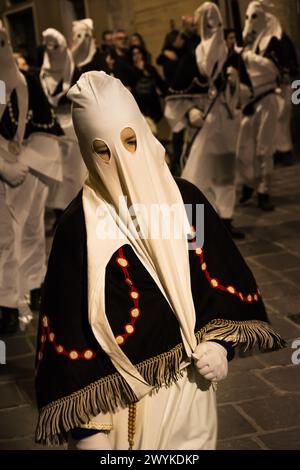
[120,127,137,154]
[92,139,111,162]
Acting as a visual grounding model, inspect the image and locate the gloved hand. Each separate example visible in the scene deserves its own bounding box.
[75,431,113,450]
[188,107,204,128]
[226,66,238,86]
[192,341,228,382]
[0,157,28,187]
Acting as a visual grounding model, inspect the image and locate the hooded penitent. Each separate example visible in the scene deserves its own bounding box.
[71,18,97,68]
[0,23,28,146]
[243,0,282,54]
[242,0,282,95]
[40,28,74,107]
[35,71,285,445]
[68,71,197,391]
[195,2,228,84]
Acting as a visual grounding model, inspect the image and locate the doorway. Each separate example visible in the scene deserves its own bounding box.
[4,4,38,65]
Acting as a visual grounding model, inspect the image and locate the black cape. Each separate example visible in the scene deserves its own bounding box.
[168,49,252,98]
[0,71,63,141]
[35,178,285,444]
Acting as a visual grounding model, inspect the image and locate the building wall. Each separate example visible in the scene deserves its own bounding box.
[87,0,135,46]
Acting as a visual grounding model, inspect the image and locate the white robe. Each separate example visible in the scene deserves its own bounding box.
[236,52,279,193]
[182,94,240,220]
[0,131,63,308]
[47,107,87,210]
[276,83,293,153]
[0,173,48,308]
[69,366,217,450]
[237,93,278,194]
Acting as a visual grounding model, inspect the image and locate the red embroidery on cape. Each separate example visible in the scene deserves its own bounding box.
[195,247,260,303]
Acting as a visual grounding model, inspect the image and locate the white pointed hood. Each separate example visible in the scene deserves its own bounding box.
[67,71,197,398]
[71,18,97,68]
[195,2,228,82]
[243,0,282,54]
[40,28,74,107]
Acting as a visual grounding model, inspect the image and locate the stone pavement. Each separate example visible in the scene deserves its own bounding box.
[0,164,300,451]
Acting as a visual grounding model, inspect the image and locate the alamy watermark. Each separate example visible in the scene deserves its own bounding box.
[0,340,6,365]
[95,198,205,250]
[291,339,300,365]
[0,79,5,105]
[292,80,300,105]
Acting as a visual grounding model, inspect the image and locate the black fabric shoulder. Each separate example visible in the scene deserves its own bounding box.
[174,176,208,205]
[23,71,64,137]
[264,36,284,72]
[54,190,85,240]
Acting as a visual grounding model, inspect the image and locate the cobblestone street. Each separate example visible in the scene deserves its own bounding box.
[0,164,300,451]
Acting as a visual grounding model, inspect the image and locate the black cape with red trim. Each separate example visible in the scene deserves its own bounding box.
[35,177,285,444]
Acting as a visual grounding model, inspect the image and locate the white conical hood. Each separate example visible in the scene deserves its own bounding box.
[71,18,96,68]
[40,28,74,107]
[195,2,228,82]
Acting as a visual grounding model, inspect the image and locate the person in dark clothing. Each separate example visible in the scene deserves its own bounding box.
[96,47,138,93]
[101,30,114,53]
[98,47,117,76]
[156,30,187,86]
[181,15,201,52]
[129,32,152,64]
[157,30,188,172]
[130,46,167,124]
[113,29,130,62]
[224,28,237,54]
[111,30,138,92]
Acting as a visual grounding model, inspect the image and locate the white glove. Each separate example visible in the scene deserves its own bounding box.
[188,107,204,128]
[192,341,228,382]
[242,50,251,64]
[226,66,238,85]
[0,157,28,187]
[75,431,113,450]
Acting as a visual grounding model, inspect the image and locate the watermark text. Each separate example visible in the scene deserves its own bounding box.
[292,80,300,105]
